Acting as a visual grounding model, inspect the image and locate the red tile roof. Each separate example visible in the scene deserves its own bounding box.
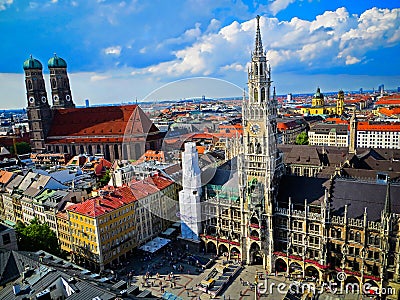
[67,175,174,218]
[357,121,400,132]
[67,186,137,218]
[324,118,349,125]
[378,107,400,117]
[47,105,159,140]
[0,170,14,185]
[375,95,400,106]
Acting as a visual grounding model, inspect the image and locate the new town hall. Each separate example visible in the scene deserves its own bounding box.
[180,16,400,297]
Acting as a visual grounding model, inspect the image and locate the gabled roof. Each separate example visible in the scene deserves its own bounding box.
[0,250,38,286]
[5,174,23,193]
[330,178,400,221]
[0,170,14,185]
[47,105,159,139]
[277,175,328,207]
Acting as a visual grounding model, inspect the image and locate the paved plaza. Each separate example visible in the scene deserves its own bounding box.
[107,240,379,300]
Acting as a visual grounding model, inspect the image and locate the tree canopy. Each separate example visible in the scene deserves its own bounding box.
[10,141,31,155]
[15,219,62,256]
[98,169,111,187]
[295,131,309,145]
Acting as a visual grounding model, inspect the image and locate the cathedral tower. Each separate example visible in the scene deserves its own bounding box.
[336,90,344,116]
[239,15,283,270]
[312,87,324,107]
[23,55,52,153]
[48,54,75,109]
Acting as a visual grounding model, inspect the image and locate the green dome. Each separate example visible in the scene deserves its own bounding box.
[314,87,323,99]
[23,55,42,70]
[48,54,67,68]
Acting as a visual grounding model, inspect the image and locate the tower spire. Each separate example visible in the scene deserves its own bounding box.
[384,178,391,214]
[254,15,263,55]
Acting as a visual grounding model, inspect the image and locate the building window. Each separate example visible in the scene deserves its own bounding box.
[2,233,11,245]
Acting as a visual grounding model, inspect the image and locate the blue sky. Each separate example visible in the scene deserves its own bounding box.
[0,0,399,108]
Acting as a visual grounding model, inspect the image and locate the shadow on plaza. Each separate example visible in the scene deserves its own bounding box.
[102,239,220,299]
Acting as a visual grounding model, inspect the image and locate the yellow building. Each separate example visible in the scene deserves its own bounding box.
[56,210,72,253]
[66,174,178,271]
[67,185,137,271]
[301,88,343,116]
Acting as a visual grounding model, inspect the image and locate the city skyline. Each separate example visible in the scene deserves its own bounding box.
[0,0,399,109]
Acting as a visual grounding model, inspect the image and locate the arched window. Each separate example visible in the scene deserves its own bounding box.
[331,228,336,238]
[256,143,262,154]
[63,145,68,153]
[254,63,258,76]
[337,229,341,239]
[249,143,254,153]
[51,79,57,88]
[261,87,265,102]
[88,145,93,155]
[97,145,101,154]
[79,145,84,154]
[355,232,361,243]
[349,230,354,241]
[28,80,32,90]
[375,236,380,246]
[114,144,120,160]
[253,88,258,102]
[368,235,374,245]
[71,145,76,156]
[260,63,263,76]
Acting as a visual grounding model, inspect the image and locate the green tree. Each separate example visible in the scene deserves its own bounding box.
[295,131,309,145]
[15,219,62,256]
[98,169,111,187]
[10,142,31,155]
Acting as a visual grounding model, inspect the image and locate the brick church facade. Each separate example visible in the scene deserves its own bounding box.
[23,54,163,161]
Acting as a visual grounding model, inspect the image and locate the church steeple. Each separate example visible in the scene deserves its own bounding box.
[48,54,75,109]
[23,55,52,153]
[254,15,263,56]
[239,15,283,271]
[384,178,391,214]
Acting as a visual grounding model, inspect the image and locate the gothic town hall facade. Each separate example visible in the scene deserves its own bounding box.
[200,16,400,299]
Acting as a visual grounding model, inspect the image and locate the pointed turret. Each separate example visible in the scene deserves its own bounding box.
[254,15,263,55]
[349,108,358,154]
[384,178,391,214]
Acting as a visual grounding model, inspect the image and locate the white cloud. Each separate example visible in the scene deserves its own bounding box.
[133,7,400,83]
[0,0,13,11]
[269,0,296,16]
[345,55,361,65]
[104,46,122,56]
[90,75,111,81]
[221,63,245,72]
[50,0,58,3]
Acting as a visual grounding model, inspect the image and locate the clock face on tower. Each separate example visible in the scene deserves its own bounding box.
[29,96,35,104]
[249,123,261,135]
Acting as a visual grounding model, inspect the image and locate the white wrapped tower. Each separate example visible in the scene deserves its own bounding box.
[179,142,202,241]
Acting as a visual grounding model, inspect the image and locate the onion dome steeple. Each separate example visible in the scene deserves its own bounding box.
[254,15,263,55]
[23,55,42,70]
[48,53,67,68]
